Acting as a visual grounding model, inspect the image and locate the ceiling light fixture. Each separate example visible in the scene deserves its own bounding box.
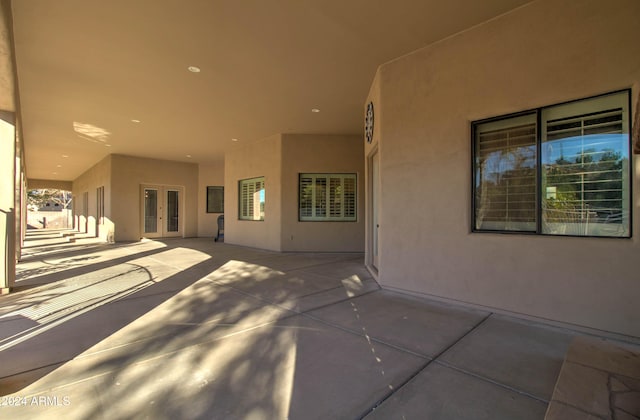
[186,154,192,158]
[311,108,320,113]
[188,66,201,73]
[131,119,141,123]
[62,154,69,158]
[232,138,238,142]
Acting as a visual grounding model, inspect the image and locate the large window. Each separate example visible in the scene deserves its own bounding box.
[299,174,356,221]
[239,177,265,221]
[473,90,631,238]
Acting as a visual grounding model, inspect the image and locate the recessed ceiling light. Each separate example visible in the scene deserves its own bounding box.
[232,138,238,142]
[311,108,320,113]
[105,144,112,147]
[131,119,141,123]
[62,154,69,158]
[188,66,201,73]
[56,165,62,168]
[186,154,192,158]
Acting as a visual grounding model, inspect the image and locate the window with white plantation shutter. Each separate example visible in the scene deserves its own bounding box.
[343,176,356,219]
[238,177,265,221]
[473,89,631,238]
[315,177,327,218]
[300,176,313,218]
[329,177,341,217]
[299,174,357,221]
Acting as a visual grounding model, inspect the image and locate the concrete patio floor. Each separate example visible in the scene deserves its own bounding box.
[0,230,633,419]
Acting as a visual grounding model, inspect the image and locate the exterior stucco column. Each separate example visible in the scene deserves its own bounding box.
[0,111,16,293]
[1,0,18,293]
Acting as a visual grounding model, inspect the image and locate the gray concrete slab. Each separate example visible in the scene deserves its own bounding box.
[296,257,374,282]
[0,278,290,386]
[78,279,292,358]
[1,313,425,420]
[364,363,548,420]
[242,252,363,273]
[439,314,575,401]
[207,258,378,312]
[2,233,620,419]
[271,315,427,419]
[278,278,380,313]
[306,290,489,357]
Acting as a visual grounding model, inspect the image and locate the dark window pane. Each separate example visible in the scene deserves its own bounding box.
[474,114,537,232]
[206,186,224,213]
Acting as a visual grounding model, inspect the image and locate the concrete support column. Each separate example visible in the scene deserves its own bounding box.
[0,111,16,293]
[17,155,25,262]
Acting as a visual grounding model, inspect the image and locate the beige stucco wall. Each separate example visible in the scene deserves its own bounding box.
[225,134,365,252]
[109,155,198,241]
[0,112,16,292]
[0,0,15,113]
[365,70,382,269]
[225,134,283,251]
[373,0,640,337]
[72,155,113,240]
[198,162,225,237]
[1,1,17,292]
[280,134,364,252]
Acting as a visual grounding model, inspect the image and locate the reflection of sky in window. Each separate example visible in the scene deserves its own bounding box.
[542,134,627,164]
[476,133,628,186]
[477,145,536,185]
[259,189,265,204]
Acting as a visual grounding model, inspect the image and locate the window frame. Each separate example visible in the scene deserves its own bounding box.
[471,89,632,238]
[97,186,105,224]
[298,173,357,222]
[238,176,265,221]
[206,186,224,213]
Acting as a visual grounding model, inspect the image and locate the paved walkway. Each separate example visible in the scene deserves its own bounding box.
[0,230,631,419]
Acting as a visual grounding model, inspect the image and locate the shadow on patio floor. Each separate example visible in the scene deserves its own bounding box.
[1,229,620,419]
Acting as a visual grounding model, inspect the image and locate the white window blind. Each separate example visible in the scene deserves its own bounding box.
[474,114,537,231]
[299,174,356,221]
[239,177,265,221]
[473,89,630,237]
[542,98,629,236]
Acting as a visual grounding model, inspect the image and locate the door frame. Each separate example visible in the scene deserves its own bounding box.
[366,147,380,273]
[140,184,184,239]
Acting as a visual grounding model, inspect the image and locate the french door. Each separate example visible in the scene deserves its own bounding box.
[141,185,183,238]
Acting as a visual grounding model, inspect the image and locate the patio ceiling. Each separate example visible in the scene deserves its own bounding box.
[11,0,532,181]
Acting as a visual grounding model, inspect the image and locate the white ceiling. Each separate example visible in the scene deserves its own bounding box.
[12,0,532,181]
